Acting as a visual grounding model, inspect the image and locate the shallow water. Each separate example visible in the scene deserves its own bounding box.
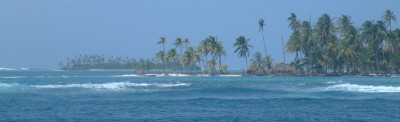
[1,70,400,121]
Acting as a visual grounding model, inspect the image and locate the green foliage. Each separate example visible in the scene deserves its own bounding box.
[286,11,400,75]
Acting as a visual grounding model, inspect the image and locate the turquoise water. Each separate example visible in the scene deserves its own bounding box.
[1,70,400,121]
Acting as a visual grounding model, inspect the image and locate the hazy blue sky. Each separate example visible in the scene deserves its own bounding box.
[0,0,399,69]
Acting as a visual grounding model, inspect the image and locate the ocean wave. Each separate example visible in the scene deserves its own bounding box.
[0,68,29,71]
[110,74,142,77]
[0,83,18,87]
[32,82,190,90]
[325,83,400,93]
[326,80,343,84]
[0,76,26,79]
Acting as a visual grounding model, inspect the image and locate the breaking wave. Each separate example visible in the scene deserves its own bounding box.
[33,82,190,90]
[325,83,400,93]
[0,82,190,91]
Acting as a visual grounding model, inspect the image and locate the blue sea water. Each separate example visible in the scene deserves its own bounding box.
[1,70,400,121]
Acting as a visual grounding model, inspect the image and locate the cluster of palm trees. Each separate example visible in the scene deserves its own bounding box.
[61,10,399,76]
[156,36,227,75]
[155,34,274,75]
[286,10,399,75]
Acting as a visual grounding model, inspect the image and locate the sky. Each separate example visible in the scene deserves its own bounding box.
[0,0,399,69]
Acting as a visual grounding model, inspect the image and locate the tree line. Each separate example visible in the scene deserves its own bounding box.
[59,54,199,71]
[60,10,399,76]
[286,10,399,76]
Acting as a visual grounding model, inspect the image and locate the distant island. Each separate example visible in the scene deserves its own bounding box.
[60,11,400,76]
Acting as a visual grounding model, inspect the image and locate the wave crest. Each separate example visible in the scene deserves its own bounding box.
[32,82,190,90]
[325,83,400,93]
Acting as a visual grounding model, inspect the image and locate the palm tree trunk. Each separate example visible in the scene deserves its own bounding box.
[163,44,167,74]
[218,56,222,74]
[179,46,183,74]
[375,48,379,75]
[262,29,267,55]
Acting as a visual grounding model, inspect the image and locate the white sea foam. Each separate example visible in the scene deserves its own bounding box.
[0,83,17,87]
[326,80,343,84]
[325,83,400,93]
[0,68,17,71]
[32,82,190,90]
[0,76,26,79]
[19,68,29,70]
[110,74,142,77]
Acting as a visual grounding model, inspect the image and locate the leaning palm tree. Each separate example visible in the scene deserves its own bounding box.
[174,38,185,73]
[259,19,267,55]
[234,36,253,69]
[157,37,167,74]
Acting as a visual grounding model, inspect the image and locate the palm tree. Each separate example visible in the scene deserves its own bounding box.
[234,36,253,69]
[375,21,388,74]
[198,39,211,74]
[157,37,167,74]
[382,10,397,31]
[287,13,302,58]
[183,38,190,48]
[155,50,165,74]
[315,13,336,74]
[183,47,195,74]
[193,49,203,74]
[213,41,226,73]
[174,38,184,73]
[167,48,177,72]
[259,19,267,55]
[288,13,300,31]
[250,52,263,74]
[208,58,217,75]
[382,10,396,74]
[205,36,226,73]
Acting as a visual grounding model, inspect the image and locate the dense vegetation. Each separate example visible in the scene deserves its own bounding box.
[60,10,400,76]
[286,10,399,76]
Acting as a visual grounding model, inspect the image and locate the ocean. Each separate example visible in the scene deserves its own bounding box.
[1,70,400,121]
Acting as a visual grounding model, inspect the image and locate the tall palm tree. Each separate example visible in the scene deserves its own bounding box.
[259,19,267,55]
[382,10,396,74]
[315,13,336,74]
[155,50,165,74]
[157,37,167,74]
[375,21,388,74]
[183,47,195,74]
[234,36,253,69]
[337,15,355,74]
[167,48,177,72]
[382,10,397,31]
[287,13,302,58]
[198,39,211,73]
[174,38,185,73]
[205,36,225,74]
[213,41,226,73]
[183,38,190,48]
[315,13,336,46]
[193,49,203,74]
[288,13,300,31]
